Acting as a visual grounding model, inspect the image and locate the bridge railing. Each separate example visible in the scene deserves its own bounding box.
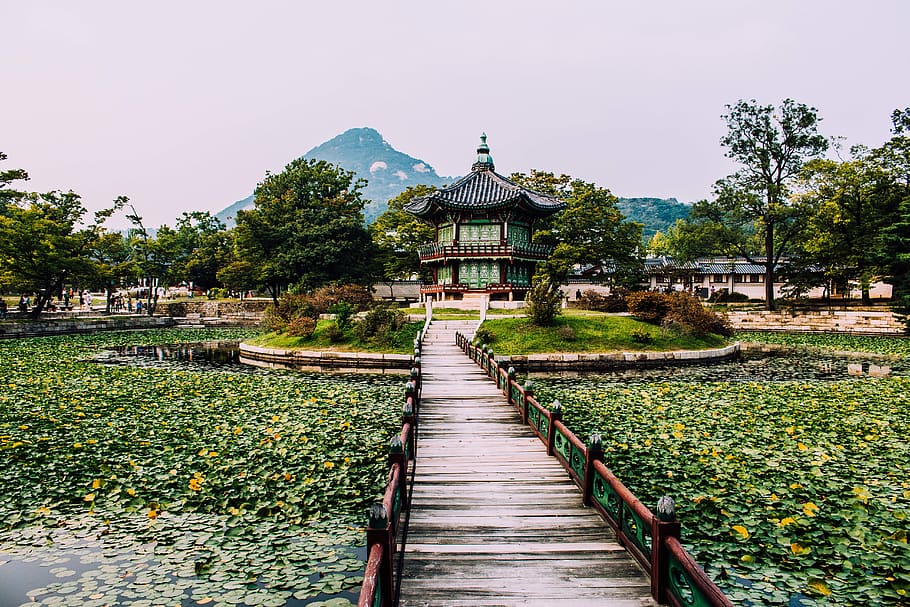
[357,318,430,607]
[455,331,734,607]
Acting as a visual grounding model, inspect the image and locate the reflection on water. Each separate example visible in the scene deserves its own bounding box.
[91,342,245,371]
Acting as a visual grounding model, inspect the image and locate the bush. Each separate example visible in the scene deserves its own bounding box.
[556,325,576,341]
[626,291,672,323]
[665,292,732,337]
[285,316,317,338]
[526,277,562,327]
[631,328,654,344]
[207,287,229,300]
[324,321,345,343]
[708,289,750,303]
[628,291,731,337]
[577,287,629,313]
[311,284,373,314]
[328,301,354,329]
[355,305,405,341]
[473,325,495,345]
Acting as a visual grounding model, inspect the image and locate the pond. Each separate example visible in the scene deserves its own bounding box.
[0,330,403,607]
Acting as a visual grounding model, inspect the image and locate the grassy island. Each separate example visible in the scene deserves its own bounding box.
[474,310,729,355]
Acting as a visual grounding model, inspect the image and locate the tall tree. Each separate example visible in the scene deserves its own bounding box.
[0,191,126,318]
[509,171,643,286]
[872,108,910,330]
[234,158,375,304]
[370,185,436,295]
[0,152,29,208]
[126,204,176,315]
[687,99,828,310]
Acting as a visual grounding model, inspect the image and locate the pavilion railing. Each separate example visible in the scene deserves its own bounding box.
[357,317,430,607]
[454,331,735,607]
[417,241,552,261]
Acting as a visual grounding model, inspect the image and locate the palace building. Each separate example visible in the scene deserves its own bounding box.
[405,134,565,304]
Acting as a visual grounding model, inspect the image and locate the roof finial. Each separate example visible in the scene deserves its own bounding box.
[473,132,494,171]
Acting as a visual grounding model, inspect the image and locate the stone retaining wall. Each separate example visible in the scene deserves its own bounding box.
[727,309,904,335]
[500,343,741,373]
[0,316,176,338]
[158,300,268,325]
[238,343,411,374]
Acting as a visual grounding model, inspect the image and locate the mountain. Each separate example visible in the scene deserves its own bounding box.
[617,197,691,241]
[215,127,454,226]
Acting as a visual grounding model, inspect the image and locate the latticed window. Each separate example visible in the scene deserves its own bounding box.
[437,224,454,243]
[507,224,529,244]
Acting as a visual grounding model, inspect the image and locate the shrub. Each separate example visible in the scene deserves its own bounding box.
[556,325,576,341]
[328,301,354,329]
[631,328,654,344]
[207,287,229,300]
[708,289,749,303]
[473,325,495,344]
[665,292,732,337]
[577,288,629,313]
[626,291,672,323]
[311,284,373,314]
[285,316,317,338]
[526,277,562,327]
[324,321,345,343]
[354,305,405,341]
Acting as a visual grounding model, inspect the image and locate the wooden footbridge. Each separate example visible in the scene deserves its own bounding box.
[358,320,732,607]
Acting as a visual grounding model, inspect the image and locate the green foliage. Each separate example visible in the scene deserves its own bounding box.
[233,158,375,302]
[354,304,405,342]
[473,325,495,345]
[510,171,644,285]
[0,181,126,317]
[617,197,691,242]
[533,375,910,605]
[630,327,654,344]
[477,312,726,354]
[251,318,421,354]
[0,328,402,604]
[329,301,354,330]
[370,185,436,281]
[525,274,563,327]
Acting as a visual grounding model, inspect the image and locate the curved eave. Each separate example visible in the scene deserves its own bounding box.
[405,194,564,218]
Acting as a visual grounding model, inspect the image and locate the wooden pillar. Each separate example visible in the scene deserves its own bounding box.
[583,434,603,506]
[651,496,681,604]
[366,504,393,607]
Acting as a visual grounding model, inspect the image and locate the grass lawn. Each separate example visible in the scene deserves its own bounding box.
[476,311,728,355]
[247,319,423,354]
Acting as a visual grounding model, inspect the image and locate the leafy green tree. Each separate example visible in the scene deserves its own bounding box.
[155,211,232,291]
[89,231,135,312]
[0,190,126,318]
[685,99,828,310]
[872,108,910,330]
[370,185,436,295]
[126,204,177,315]
[794,150,894,303]
[0,152,29,207]
[234,158,375,303]
[509,171,644,286]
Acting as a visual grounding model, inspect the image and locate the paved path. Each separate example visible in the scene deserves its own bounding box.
[398,320,654,607]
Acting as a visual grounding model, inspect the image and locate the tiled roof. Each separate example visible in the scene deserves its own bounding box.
[405,169,565,217]
[404,135,566,218]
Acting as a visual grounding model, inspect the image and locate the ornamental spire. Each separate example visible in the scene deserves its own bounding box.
[472,132,495,172]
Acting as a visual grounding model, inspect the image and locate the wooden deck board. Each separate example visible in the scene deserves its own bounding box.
[398,321,654,606]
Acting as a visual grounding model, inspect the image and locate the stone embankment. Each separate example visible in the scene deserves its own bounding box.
[159,300,268,327]
[499,343,741,373]
[726,308,903,335]
[238,343,411,374]
[0,316,176,338]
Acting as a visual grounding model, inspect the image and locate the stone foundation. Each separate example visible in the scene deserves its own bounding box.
[501,343,741,373]
[238,343,411,373]
[727,309,904,335]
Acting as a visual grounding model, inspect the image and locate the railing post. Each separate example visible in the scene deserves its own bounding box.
[402,400,416,459]
[651,496,681,604]
[366,503,393,607]
[507,367,516,404]
[389,436,407,524]
[547,400,562,456]
[486,348,495,377]
[521,381,534,425]
[583,433,603,506]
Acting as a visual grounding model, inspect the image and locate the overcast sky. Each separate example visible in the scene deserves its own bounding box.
[3,1,908,228]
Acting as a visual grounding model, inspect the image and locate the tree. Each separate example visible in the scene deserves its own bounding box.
[370,185,436,296]
[0,190,126,318]
[685,99,828,310]
[871,108,910,330]
[234,158,375,303]
[155,211,232,291]
[509,171,644,286]
[794,150,893,303]
[126,204,176,315]
[0,152,29,207]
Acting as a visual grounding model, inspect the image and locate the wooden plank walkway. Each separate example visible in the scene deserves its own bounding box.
[399,320,654,607]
